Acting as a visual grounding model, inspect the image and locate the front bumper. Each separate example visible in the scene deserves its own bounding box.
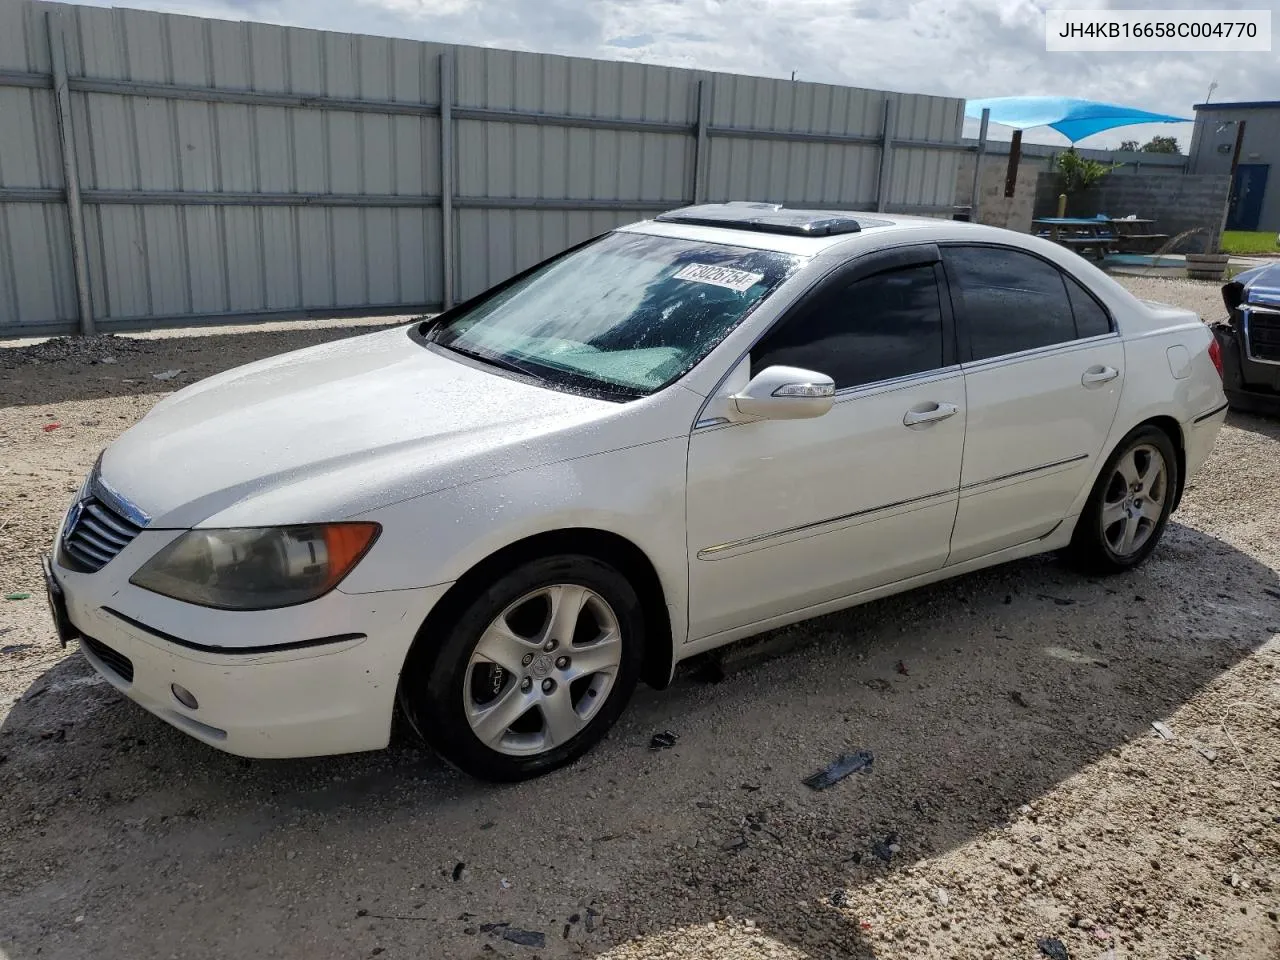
[49,554,449,759]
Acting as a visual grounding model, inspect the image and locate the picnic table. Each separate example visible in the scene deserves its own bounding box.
[1033,216,1169,258]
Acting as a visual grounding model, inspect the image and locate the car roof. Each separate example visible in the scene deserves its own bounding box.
[621,203,1033,256]
[622,202,1153,324]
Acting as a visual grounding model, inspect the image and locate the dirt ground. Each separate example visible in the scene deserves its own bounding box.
[1,278,1277,960]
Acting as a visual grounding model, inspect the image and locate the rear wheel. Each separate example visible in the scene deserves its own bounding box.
[400,555,644,781]
[1066,425,1178,575]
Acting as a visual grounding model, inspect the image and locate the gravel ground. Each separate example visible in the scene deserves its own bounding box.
[1,279,1278,960]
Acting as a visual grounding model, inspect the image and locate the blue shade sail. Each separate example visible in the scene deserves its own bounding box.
[964,96,1190,143]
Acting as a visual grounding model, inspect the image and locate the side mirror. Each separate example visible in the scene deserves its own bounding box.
[731,365,835,420]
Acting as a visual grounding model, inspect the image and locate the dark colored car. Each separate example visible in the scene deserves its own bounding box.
[1216,262,1280,416]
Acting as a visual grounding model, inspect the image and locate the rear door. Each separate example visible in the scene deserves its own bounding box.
[943,244,1124,564]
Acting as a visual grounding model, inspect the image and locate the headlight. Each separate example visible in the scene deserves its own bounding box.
[129,523,380,610]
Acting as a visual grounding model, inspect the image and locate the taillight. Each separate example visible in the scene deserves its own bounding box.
[1208,337,1223,379]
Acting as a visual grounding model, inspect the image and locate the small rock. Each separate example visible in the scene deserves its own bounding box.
[928,888,950,908]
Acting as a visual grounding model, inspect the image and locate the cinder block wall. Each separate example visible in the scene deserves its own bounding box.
[955,155,1039,232]
[1033,172,1232,252]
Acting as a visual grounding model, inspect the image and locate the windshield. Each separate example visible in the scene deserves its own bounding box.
[425,231,803,398]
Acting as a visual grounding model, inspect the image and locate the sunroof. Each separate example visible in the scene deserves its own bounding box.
[655,203,874,237]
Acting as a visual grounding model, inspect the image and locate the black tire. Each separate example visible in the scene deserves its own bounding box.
[1065,424,1179,575]
[399,554,644,782]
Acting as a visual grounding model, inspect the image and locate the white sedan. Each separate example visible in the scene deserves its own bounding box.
[44,203,1228,781]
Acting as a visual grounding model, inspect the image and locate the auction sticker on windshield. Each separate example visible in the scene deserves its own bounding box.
[674,263,764,293]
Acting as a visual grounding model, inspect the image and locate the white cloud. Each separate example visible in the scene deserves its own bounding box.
[71,0,1280,150]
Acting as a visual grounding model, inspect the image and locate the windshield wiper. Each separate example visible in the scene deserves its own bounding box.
[435,341,644,402]
[441,344,548,382]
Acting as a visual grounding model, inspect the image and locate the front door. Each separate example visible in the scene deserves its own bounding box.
[1227,163,1270,232]
[942,244,1124,564]
[685,249,966,641]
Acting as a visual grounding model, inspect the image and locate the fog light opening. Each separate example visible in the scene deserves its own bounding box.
[171,683,199,710]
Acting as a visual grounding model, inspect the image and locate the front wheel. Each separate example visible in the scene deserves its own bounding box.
[400,555,644,781]
[1066,424,1179,575]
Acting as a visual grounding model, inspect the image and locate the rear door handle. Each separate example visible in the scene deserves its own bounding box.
[1081,365,1120,386]
[903,402,959,427]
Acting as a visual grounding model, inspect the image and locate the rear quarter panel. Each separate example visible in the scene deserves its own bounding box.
[1065,317,1224,518]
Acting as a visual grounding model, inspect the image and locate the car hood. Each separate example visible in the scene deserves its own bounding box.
[1237,261,1280,306]
[101,325,625,527]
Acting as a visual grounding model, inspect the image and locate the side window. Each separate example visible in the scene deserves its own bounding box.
[751,264,945,390]
[945,246,1076,361]
[1064,273,1113,338]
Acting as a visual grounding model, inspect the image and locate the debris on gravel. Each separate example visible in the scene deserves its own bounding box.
[801,749,874,789]
[0,333,149,367]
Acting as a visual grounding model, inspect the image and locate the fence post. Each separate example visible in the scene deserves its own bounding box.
[692,78,709,204]
[969,107,989,222]
[439,50,455,311]
[875,97,895,212]
[47,10,94,335]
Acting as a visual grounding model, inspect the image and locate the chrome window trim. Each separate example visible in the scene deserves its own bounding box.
[832,364,962,402]
[960,453,1089,494]
[696,487,955,560]
[960,332,1120,373]
[1242,305,1280,366]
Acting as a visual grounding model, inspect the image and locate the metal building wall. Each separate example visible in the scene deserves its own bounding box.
[0,1,969,337]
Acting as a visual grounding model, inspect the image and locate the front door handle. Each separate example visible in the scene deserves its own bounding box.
[1081,365,1120,387]
[903,402,959,427]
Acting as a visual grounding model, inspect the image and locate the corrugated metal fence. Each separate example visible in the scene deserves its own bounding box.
[0,1,970,337]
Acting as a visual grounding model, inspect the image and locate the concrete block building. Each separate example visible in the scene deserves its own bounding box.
[1189,100,1280,233]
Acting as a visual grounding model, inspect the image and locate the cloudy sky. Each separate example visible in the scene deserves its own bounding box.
[73,0,1279,149]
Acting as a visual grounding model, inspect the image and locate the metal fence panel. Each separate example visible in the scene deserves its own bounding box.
[0,0,968,336]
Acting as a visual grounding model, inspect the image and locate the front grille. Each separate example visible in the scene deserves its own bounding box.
[1245,307,1280,363]
[62,497,144,572]
[81,635,134,683]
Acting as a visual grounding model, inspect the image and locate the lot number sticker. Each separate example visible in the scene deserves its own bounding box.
[674,263,764,293]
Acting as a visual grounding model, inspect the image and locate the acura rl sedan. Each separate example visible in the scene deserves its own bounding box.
[45,203,1228,781]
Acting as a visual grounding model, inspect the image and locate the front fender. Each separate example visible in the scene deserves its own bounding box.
[339,437,692,643]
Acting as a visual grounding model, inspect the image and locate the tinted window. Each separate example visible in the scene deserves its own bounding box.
[752,264,944,389]
[1064,274,1113,338]
[945,247,1076,361]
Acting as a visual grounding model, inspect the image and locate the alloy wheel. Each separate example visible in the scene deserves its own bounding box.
[1099,442,1168,557]
[463,584,622,756]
